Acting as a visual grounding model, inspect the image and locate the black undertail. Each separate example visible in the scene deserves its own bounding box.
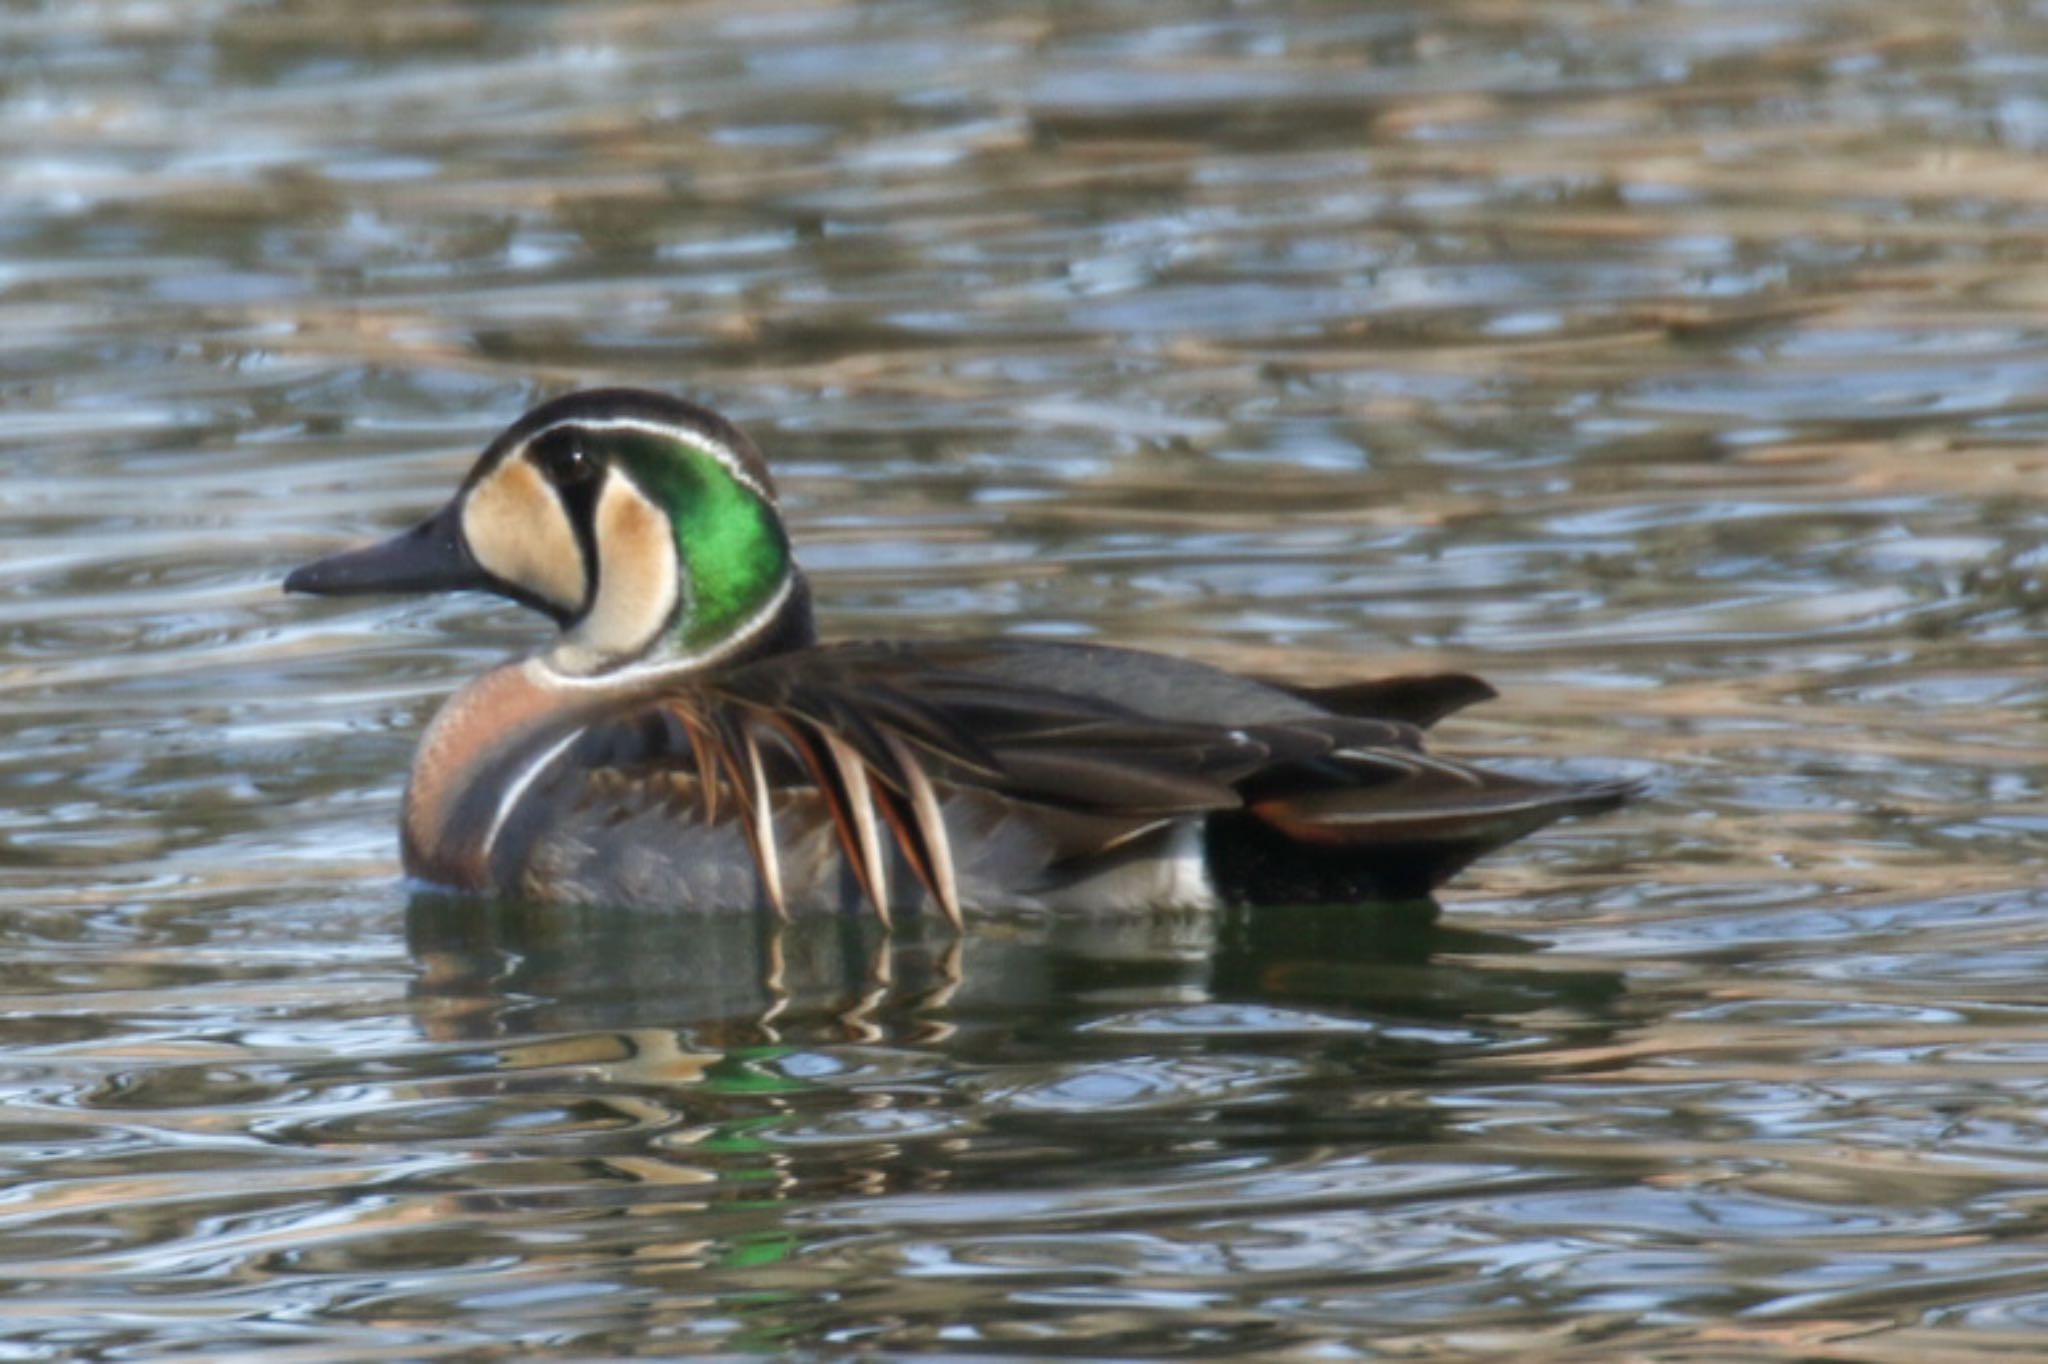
[1205,776,1637,906]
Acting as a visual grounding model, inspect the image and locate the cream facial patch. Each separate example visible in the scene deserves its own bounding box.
[556,475,679,671]
[461,458,587,614]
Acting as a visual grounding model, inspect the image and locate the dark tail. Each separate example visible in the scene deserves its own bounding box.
[1208,774,1640,905]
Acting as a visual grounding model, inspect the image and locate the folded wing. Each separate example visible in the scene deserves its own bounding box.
[544,641,1634,918]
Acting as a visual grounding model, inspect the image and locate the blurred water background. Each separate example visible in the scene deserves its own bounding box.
[2,0,2046,1358]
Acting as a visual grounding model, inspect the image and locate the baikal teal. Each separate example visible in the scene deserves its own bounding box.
[285,388,1634,926]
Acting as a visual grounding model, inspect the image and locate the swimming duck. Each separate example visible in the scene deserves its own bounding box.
[286,389,1632,925]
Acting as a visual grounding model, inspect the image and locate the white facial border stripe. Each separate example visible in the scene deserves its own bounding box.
[532,569,795,692]
[513,414,771,500]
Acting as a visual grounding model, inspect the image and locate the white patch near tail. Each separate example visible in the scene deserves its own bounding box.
[1039,820,1219,913]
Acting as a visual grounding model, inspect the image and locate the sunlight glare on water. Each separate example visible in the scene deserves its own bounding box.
[0,0,2046,1358]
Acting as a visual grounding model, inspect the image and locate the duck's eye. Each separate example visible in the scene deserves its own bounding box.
[532,432,599,488]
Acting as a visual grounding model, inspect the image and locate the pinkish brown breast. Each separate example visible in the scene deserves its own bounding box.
[401,660,578,888]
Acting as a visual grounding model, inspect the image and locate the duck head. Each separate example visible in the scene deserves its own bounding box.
[286,389,814,678]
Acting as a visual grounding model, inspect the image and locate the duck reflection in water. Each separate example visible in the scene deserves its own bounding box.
[406,894,1625,1045]
[400,895,1626,1317]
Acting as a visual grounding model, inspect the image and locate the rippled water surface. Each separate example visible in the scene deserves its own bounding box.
[4,1,2048,1357]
